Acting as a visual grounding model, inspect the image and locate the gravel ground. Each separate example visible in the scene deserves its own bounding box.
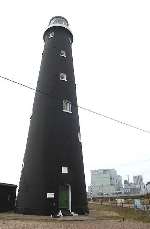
[0,219,150,229]
[1,205,150,229]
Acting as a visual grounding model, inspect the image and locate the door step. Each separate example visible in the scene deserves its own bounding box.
[61,209,73,216]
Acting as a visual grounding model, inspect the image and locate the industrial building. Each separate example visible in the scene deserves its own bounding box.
[88,169,122,197]
[123,175,146,195]
[0,183,17,212]
[123,180,140,194]
[16,16,88,216]
[146,182,150,193]
[133,175,143,186]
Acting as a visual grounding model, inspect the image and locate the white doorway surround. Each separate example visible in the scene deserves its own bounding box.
[68,184,71,211]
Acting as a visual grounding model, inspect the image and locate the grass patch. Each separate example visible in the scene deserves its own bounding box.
[89,202,150,223]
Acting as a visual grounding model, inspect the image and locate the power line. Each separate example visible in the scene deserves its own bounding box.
[78,105,150,134]
[0,74,150,134]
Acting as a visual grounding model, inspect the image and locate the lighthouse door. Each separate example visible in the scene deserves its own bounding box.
[59,185,69,210]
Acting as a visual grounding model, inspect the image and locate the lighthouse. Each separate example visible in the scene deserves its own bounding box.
[16,16,88,216]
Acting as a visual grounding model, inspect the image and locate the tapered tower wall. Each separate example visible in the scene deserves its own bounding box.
[16,17,88,215]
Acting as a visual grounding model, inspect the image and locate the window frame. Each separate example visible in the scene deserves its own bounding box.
[69,37,72,44]
[60,72,67,81]
[49,32,54,38]
[63,99,72,113]
[62,166,68,174]
[60,50,66,58]
[78,132,81,142]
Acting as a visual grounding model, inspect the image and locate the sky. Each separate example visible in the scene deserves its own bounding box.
[0,0,150,189]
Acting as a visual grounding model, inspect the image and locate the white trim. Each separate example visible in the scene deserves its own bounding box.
[62,166,68,174]
[49,32,54,38]
[68,185,71,211]
[63,110,72,114]
[45,24,72,36]
[63,100,72,113]
[60,73,67,81]
[47,193,54,198]
[69,37,72,44]
[78,132,81,142]
[60,50,66,58]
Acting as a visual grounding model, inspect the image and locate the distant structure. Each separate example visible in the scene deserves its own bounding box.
[146,182,150,193]
[124,175,146,195]
[16,16,88,215]
[133,175,145,194]
[88,169,122,197]
[0,183,17,212]
[133,175,143,186]
[88,171,148,198]
[123,180,140,194]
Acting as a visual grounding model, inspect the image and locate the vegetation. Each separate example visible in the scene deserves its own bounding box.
[89,202,150,223]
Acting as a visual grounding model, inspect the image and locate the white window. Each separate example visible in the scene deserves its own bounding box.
[60,73,67,81]
[49,32,54,38]
[78,132,81,142]
[63,100,72,113]
[62,167,68,174]
[60,50,66,58]
[69,37,72,44]
[47,193,54,198]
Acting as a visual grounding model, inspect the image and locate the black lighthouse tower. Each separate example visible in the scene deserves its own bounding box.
[16,17,88,215]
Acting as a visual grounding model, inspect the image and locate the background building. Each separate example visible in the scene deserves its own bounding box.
[123,180,140,195]
[146,182,150,193]
[133,175,143,186]
[133,175,145,194]
[123,175,146,195]
[88,169,122,197]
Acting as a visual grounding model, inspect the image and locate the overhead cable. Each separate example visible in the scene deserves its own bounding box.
[0,74,150,134]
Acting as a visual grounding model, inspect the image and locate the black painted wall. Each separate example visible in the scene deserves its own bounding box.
[16,21,88,215]
[0,183,17,212]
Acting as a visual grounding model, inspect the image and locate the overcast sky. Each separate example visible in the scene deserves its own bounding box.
[0,0,150,189]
